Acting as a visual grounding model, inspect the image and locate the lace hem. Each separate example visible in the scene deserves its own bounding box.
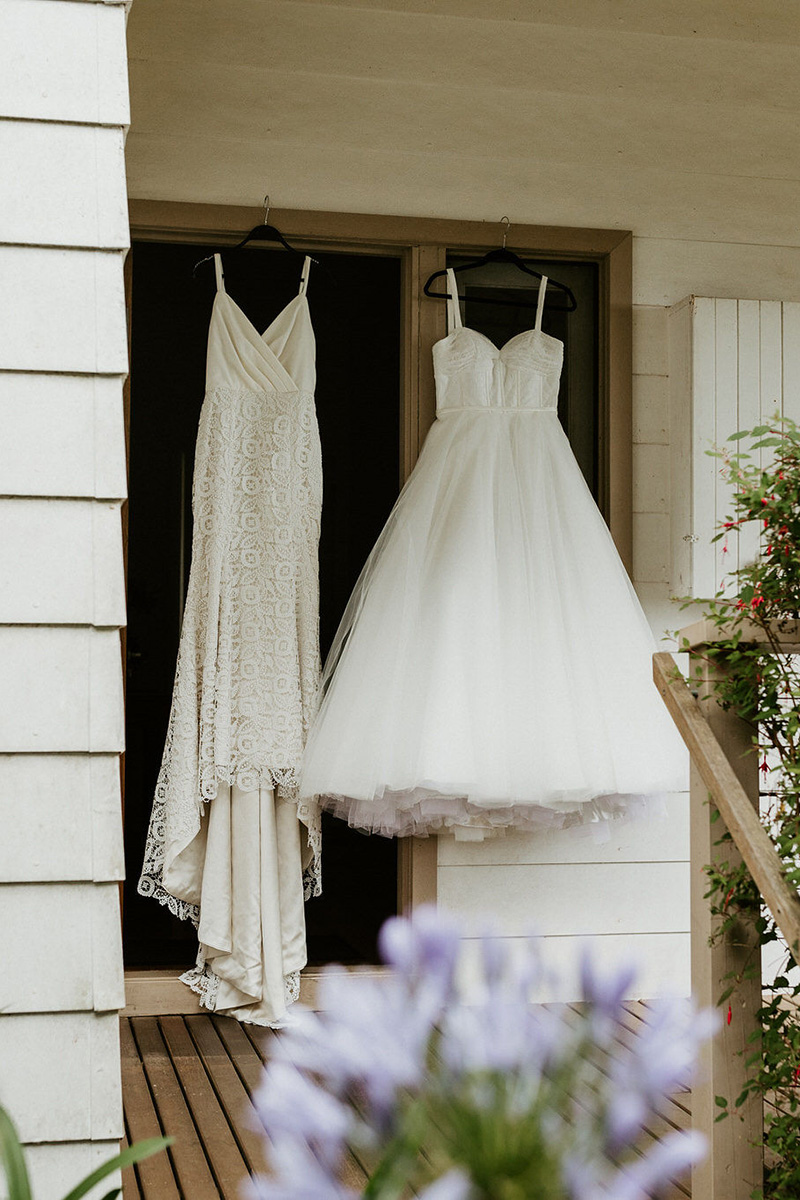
[136,872,200,926]
[137,772,322,917]
[180,965,301,1027]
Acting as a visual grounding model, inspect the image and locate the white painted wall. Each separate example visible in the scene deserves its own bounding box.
[670,298,800,600]
[0,0,130,1193]
[120,0,800,1003]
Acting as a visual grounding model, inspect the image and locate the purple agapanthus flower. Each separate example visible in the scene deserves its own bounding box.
[248,906,713,1200]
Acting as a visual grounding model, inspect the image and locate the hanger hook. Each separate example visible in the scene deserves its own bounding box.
[263,194,270,225]
[500,215,511,249]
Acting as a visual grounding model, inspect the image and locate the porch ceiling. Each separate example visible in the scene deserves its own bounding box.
[126,0,800,245]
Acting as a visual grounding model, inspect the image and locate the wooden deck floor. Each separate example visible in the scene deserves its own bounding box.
[121,1001,692,1199]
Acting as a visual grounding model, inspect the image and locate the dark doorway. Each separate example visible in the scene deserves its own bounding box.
[123,240,401,969]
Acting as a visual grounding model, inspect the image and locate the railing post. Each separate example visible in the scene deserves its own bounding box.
[690,654,763,1200]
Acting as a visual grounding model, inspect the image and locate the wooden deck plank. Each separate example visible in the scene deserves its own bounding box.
[567,1001,692,1128]
[132,1017,220,1200]
[186,1015,269,1174]
[120,1122,142,1200]
[159,1015,251,1200]
[546,1004,691,1199]
[121,1003,692,1199]
[120,1019,180,1200]
[240,1021,371,1188]
[211,1013,270,1091]
[239,1021,271,1063]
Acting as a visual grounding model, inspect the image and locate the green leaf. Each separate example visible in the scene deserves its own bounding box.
[0,1105,32,1200]
[715,1095,728,1107]
[60,1138,172,1200]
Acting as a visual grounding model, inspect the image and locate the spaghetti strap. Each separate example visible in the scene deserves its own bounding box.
[446,267,463,333]
[298,256,312,297]
[535,275,548,332]
[214,253,226,293]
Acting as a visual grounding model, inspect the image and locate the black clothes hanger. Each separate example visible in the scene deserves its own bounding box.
[192,196,318,277]
[423,218,578,313]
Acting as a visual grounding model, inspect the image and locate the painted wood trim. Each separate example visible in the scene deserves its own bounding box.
[128,200,630,256]
[122,966,391,1016]
[396,242,444,913]
[653,652,800,955]
[605,232,634,571]
[668,297,693,593]
[126,202,634,923]
[679,616,800,654]
[655,649,765,1197]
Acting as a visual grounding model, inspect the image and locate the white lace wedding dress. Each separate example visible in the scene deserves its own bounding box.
[138,253,322,1025]
[299,269,685,836]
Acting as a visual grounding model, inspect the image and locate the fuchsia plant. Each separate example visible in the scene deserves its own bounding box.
[249,908,713,1200]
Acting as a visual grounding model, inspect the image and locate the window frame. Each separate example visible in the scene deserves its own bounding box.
[127,199,633,915]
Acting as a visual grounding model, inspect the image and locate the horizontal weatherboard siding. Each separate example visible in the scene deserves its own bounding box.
[0,882,125,1013]
[0,755,124,884]
[0,373,127,500]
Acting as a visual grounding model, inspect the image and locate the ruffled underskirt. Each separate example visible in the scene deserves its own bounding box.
[318,787,665,841]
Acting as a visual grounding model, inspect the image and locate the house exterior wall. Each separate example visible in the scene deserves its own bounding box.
[120,0,800,1004]
[0,0,130,1194]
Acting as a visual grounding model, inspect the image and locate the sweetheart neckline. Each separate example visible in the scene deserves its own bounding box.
[433,326,563,356]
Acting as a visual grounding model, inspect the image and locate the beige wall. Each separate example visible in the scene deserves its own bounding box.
[125,0,800,637]
[122,0,800,996]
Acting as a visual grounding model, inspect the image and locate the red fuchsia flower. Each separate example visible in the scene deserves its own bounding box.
[761,758,770,776]
[722,888,735,913]
[793,1064,800,1085]
[736,599,746,611]
[727,1005,733,1026]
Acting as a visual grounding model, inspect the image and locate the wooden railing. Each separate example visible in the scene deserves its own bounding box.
[654,623,800,1200]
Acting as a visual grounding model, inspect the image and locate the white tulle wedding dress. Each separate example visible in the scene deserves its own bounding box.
[299,269,685,837]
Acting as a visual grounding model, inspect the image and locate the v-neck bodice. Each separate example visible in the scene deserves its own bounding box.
[138,249,323,933]
[206,256,316,396]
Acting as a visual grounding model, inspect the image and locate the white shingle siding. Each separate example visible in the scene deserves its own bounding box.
[0,122,128,249]
[0,374,127,500]
[0,0,130,1189]
[0,0,129,126]
[0,1013,122,1141]
[0,247,127,373]
[0,756,124,884]
[0,500,126,625]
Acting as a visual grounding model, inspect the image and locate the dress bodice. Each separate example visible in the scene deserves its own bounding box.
[432,267,563,415]
[433,327,563,414]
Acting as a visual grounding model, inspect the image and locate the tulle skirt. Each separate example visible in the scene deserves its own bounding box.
[299,408,686,836]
